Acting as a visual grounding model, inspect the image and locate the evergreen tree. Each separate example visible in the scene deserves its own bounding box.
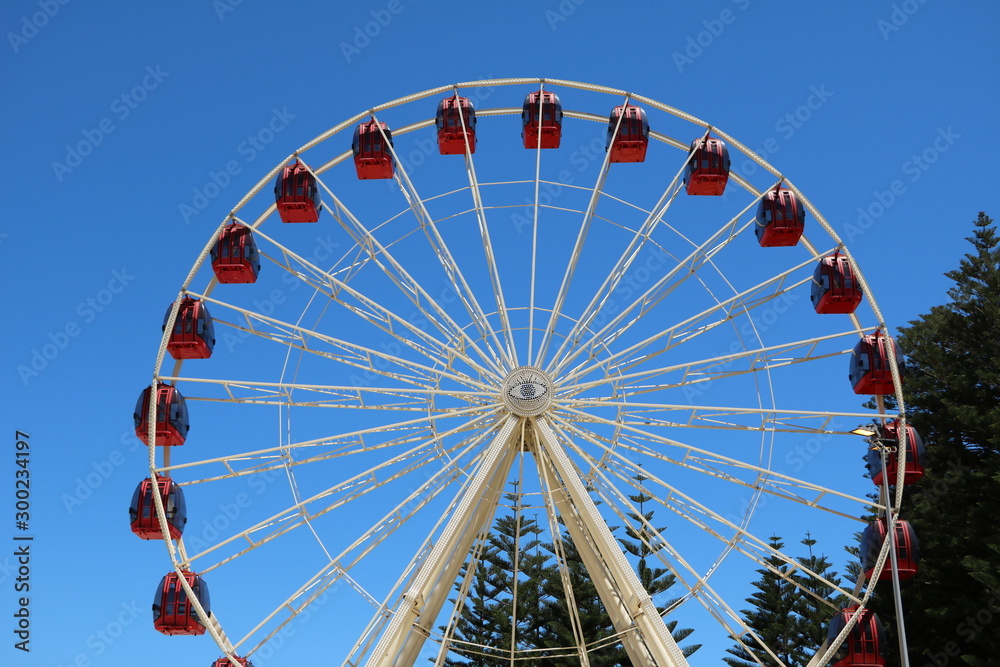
[791,533,843,663]
[441,489,547,666]
[540,476,700,665]
[441,553,505,667]
[724,536,803,667]
[863,212,1000,665]
[618,473,700,659]
[541,524,626,666]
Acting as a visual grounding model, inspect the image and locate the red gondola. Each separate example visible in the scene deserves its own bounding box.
[211,222,260,284]
[212,658,254,667]
[153,570,210,636]
[436,96,477,155]
[861,517,920,582]
[812,253,863,314]
[685,136,730,196]
[352,119,394,180]
[164,297,215,360]
[606,105,649,163]
[849,332,899,395]
[866,419,925,486]
[827,606,888,667]
[755,185,805,247]
[521,90,563,149]
[274,161,321,223]
[134,382,189,447]
[130,476,187,540]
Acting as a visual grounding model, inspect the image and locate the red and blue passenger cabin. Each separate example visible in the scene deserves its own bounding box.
[211,658,255,667]
[866,420,925,486]
[828,606,888,667]
[352,119,394,180]
[153,570,210,635]
[861,517,920,582]
[134,382,190,447]
[755,186,805,247]
[685,136,730,196]
[130,476,187,540]
[606,104,649,163]
[274,161,321,223]
[812,253,863,314]
[164,297,215,360]
[521,90,563,149]
[436,96,477,155]
[211,222,260,284]
[849,332,899,395]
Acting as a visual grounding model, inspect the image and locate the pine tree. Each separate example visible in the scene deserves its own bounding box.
[441,489,547,666]
[791,533,843,663]
[539,476,700,665]
[618,473,700,659]
[724,536,804,667]
[864,212,1000,664]
[541,524,625,666]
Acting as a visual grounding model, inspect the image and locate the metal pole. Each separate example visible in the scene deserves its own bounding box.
[879,443,911,667]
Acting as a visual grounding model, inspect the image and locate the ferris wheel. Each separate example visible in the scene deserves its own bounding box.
[130,78,919,667]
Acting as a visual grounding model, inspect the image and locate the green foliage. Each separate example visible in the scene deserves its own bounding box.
[440,478,700,665]
[724,535,843,667]
[866,212,1000,665]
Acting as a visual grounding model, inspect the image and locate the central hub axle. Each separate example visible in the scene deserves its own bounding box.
[501,366,553,417]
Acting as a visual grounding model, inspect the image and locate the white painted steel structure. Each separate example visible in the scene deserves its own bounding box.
[146,79,910,666]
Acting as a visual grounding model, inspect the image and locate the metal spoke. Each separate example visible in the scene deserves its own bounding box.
[377,109,516,371]
[534,94,631,367]
[548,189,768,378]
[557,253,823,386]
[307,166,506,376]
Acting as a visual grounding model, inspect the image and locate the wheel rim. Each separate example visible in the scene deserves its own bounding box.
[145,78,906,666]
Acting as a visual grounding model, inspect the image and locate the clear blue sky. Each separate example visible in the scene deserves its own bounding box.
[3,1,999,666]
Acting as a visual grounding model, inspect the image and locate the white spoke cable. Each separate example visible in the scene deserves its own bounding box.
[161,405,491,479]
[557,251,823,386]
[378,111,515,372]
[548,187,769,378]
[534,93,631,368]
[248,224,494,379]
[547,142,695,368]
[560,328,865,398]
[186,413,497,571]
[552,417,861,608]
[553,407,880,514]
[192,292,496,395]
[305,164,506,377]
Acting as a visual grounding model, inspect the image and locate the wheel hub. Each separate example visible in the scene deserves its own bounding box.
[501,366,553,417]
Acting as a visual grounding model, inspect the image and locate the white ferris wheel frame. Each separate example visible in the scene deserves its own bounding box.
[142,78,912,667]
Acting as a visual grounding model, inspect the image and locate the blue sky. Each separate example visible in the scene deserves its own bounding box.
[4,1,1000,666]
